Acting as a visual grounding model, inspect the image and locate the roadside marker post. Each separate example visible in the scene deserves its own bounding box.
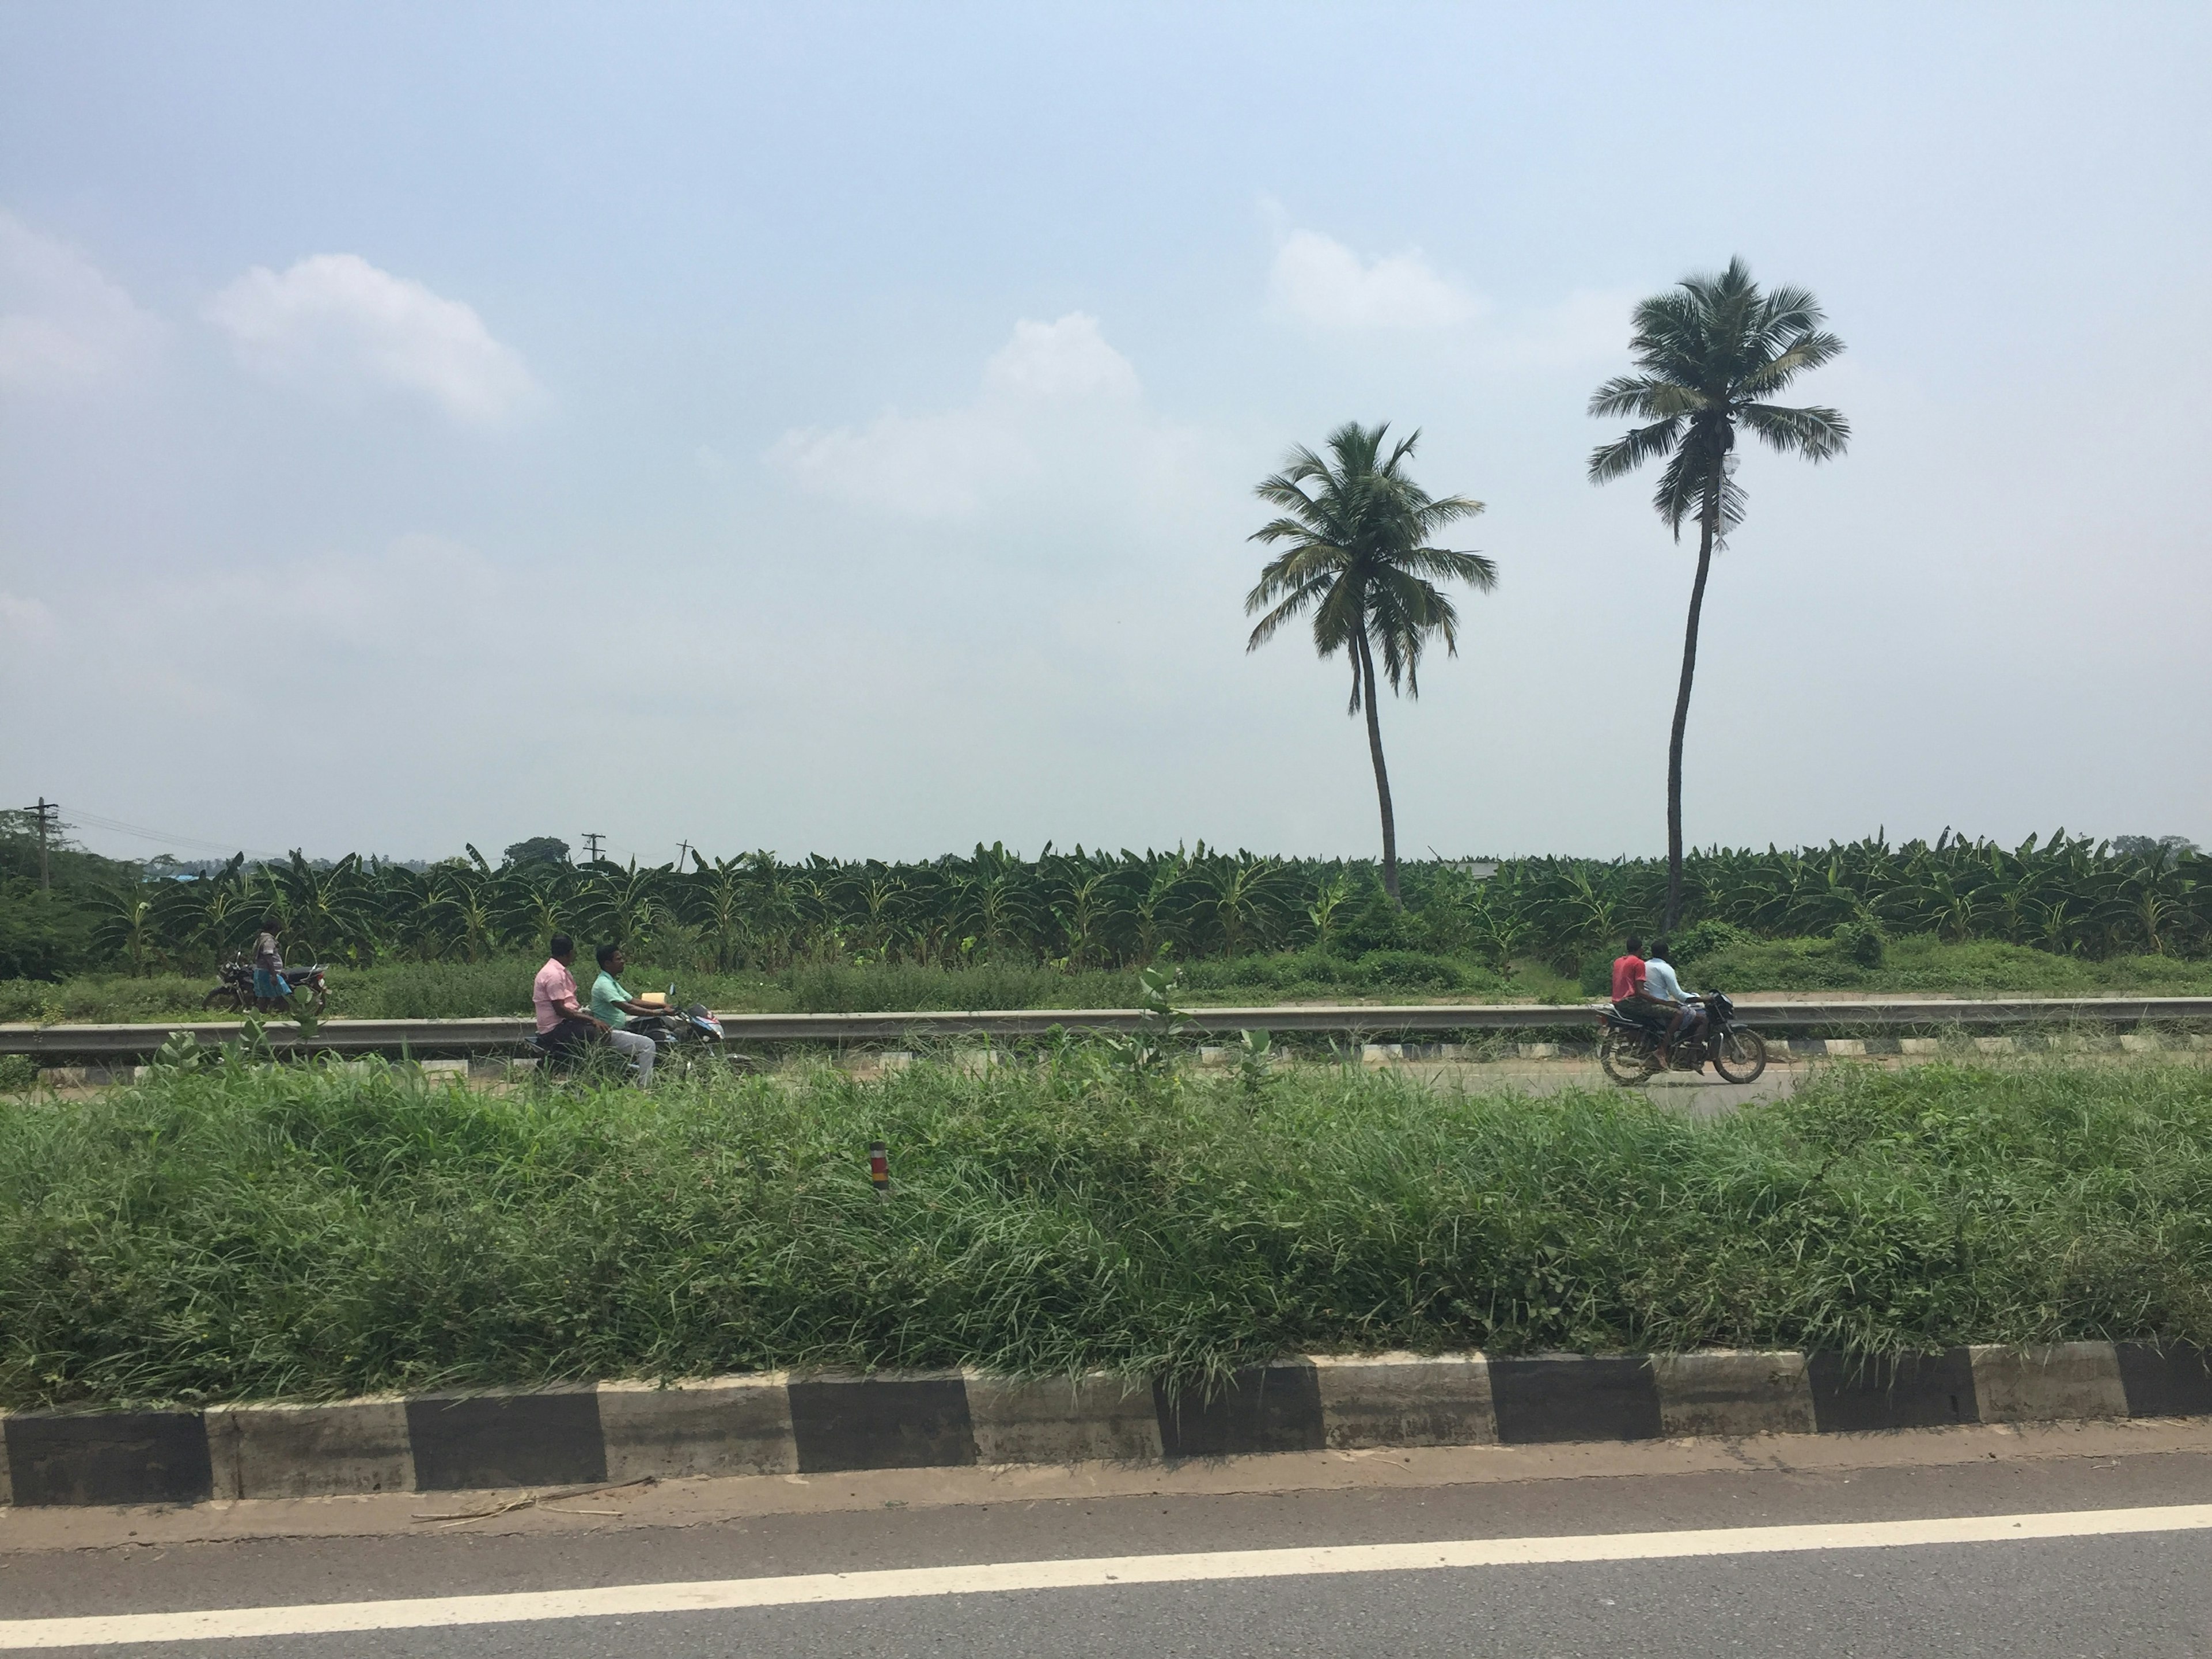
[868,1141,891,1199]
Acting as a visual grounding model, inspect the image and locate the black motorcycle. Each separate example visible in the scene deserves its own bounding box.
[203,957,329,1016]
[1598,988,1767,1084]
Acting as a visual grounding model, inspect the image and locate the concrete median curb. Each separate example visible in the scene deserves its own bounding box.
[5,1341,2210,1508]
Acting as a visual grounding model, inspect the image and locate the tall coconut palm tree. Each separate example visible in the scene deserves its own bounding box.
[1246,421,1493,902]
[1588,258,1849,932]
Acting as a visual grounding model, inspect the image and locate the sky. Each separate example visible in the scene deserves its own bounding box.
[2,2,2207,868]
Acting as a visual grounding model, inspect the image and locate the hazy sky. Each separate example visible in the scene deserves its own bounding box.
[3,3,2206,867]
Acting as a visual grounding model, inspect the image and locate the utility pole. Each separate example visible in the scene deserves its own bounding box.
[676,839,692,870]
[25,798,58,890]
[581,831,605,863]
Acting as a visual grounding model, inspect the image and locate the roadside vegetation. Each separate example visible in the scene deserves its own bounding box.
[4,817,2207,1024]
[13,939,2212,1026]
[3,1053,2207,1411]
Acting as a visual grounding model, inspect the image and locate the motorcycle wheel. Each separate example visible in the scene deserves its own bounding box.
[1598,1032,1654,1085]
[1712,1028,1768,1084]
[203,985,244,1012]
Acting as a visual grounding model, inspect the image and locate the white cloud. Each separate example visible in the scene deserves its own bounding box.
[1267,229,1481,329]
[982,313,1140,401]
[1488,287,1640,367]
[204,253,537,423]
[0,211,162,391]
[768,407,1025,517]
[767,312,1147,518]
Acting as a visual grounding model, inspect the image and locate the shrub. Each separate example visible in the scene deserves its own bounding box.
[1348,950,1465,992]
[1832,916,1888,968]
[1671,919,1755,964]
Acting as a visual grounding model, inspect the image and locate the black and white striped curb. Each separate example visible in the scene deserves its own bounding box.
[5,1343,2209,1508]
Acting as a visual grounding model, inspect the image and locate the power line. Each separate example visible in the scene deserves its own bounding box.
[23,802,279,862]
[24,798,58,890]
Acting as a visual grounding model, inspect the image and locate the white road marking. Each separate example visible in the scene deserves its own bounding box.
[4,1503,2209,1649]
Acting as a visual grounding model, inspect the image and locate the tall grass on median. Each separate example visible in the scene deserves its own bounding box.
[2,1054,2209,1411]
[0,949,1541,1025]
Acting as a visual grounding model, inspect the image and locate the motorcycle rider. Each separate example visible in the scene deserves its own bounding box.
[532,933,612,1060]
[1609,935,1676,1059]
[588,942,662,1086]
[1645,940,1709,1066]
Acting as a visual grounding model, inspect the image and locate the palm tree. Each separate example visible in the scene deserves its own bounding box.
[1588,258,1849,931]
[1245,421,1493,902]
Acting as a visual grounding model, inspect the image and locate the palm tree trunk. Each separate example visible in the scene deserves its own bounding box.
[1354,628,1400,902]
[1663,501,1718,933]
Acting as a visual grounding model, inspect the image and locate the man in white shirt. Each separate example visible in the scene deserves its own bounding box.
[1644,941,1707,1067]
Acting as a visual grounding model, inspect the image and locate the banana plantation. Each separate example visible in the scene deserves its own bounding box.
[67,831,2211,980]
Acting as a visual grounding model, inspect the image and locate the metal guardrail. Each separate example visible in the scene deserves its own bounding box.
[5,997,2211,1060]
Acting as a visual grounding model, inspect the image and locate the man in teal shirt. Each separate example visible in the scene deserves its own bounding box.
[589,942,661,1084]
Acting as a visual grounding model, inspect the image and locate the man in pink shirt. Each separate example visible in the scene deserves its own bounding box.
[532,934,608,1056]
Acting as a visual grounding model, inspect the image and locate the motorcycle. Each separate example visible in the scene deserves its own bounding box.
[521,987,726,1080]
[1597,988,1767,1084]
[203,957,330,1016]
[627,986,727,1070]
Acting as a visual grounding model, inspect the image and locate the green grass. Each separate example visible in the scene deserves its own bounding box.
[3,1054,2209,1411]
[14,934,2207,1027]
[1687,933,2212,997]
[0,951,1549,1025]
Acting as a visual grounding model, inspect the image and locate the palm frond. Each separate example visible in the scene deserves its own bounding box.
[1740,402,1850,461]
[1588,375,1706,420]
[1244,576,1333,650]
[1398,546,1497,590]
[1588,418,1681,484]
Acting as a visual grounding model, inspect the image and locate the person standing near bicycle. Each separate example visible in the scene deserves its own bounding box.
[252,914,296,1009]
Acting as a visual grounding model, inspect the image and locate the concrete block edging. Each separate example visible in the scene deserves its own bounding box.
[4,1342,2207,1509]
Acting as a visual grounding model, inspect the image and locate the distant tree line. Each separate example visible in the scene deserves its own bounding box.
[2,819,2203,983]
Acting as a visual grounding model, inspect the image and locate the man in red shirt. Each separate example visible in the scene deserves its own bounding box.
[1610,934,1675,1061]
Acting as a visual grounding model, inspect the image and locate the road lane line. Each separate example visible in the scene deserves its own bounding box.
[5,1503,2210,1649]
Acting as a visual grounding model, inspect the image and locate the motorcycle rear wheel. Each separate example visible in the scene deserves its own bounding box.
[202,985,244,1013]
[1712,1028,1768,1084]
[1598,1032,1654,1085]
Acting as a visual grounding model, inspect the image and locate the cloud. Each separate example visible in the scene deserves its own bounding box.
[221,532,504,647]
[204,253,537,423]
[982,313,1140,401]
[1267,229,1481,329]
[767,312,1149,517]
[0,211,162,391]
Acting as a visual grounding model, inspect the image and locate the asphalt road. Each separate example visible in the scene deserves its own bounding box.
[5,1430,2207,1657]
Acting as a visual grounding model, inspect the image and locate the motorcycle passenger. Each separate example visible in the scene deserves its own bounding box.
[532,933,611,1060]
[1611,935,1674,1052]
[252,914,298,1008]
[1645,940,1708,1067]
[588,942,662,1086]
